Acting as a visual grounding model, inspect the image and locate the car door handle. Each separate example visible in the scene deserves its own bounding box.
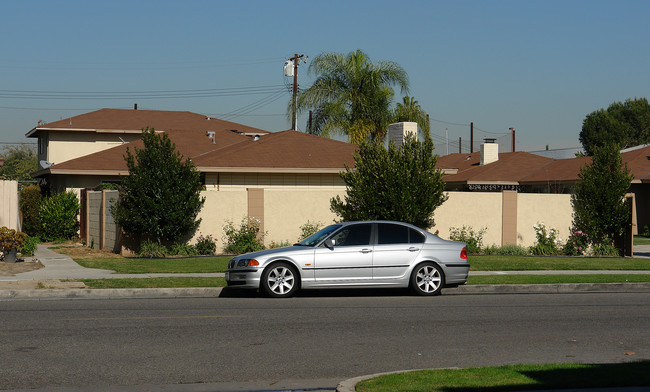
[408,247,420,252]
[360,248,373,253]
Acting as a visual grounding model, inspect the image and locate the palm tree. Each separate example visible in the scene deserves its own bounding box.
[393,96,432,142]
[295,49,409,144]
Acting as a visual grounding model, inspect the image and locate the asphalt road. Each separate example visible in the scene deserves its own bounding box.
[1,292,649,391]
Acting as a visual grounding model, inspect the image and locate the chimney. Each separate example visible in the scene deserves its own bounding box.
[134,103,138,110]
[480,138,498,165]
[387,122,418,148]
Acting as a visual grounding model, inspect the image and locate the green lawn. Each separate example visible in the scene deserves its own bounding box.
[635,235,650,245]
[81,277,226,288]
[469,255,650,271]
[468,274,650,284]
[356,362,650,392]
[74,256,230,273]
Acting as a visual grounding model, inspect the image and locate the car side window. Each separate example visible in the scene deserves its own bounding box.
[331,224,372,246]
[409,228,425,244]
[377,223,409,244]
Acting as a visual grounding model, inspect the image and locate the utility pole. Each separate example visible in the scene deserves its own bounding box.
[289,53,306,130]
[509,127,515,152]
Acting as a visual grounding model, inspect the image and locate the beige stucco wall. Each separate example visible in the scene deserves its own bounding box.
[0,180,19,230]
[517,193,573,247]
[433,192,503,246]
[195,190,249,250]
[264,189,343,245]
[45,131,140,165]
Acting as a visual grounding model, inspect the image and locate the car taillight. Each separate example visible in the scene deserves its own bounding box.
[460,247,467,259]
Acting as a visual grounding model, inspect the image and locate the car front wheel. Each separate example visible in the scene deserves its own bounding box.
[260,262,299,298]
[410,262,443,296]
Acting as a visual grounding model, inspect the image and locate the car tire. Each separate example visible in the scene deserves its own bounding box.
[260,262,299,298]
[410,262,443,296]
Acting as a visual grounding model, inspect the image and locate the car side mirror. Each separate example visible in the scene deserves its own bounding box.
[324,238,335,248]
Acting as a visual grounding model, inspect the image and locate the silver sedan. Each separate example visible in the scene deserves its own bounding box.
[225,220,469,298]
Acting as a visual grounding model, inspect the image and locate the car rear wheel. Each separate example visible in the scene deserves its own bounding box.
[410,262,443,296]
[261,262,299,298]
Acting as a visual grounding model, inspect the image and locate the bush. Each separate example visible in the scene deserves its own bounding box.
[20,236,39,257]
[223,217,265,254]
[0,227,27,252]
[39,191,80,242]
[449,225,486,254]
[170,243,198,256]
[138,240,168,258]
[563,230,589,256]
[484,244,529,255]
[591,243,620,257]
[298,221,323,242]
[529,222,562,255]
[19,185,42,237]
[269,240,291,249]
[195,234,217,255]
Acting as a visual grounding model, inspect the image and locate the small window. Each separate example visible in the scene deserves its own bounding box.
[331,224,372,246]
[409,228,425,244]
[378,223,409,244]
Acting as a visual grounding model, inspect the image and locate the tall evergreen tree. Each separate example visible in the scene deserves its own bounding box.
[113,128,205,245]
[571,143,633,247]
[331,133,447,229]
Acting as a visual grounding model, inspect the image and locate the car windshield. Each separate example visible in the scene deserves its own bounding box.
[296,224,341,246]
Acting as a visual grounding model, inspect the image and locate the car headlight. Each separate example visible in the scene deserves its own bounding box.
[236,259,260,267]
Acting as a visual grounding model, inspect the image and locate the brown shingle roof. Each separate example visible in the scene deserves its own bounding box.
[437,145,650,185]
[26,108,269,137]
[193,130,357,171]
[38,130,358,175]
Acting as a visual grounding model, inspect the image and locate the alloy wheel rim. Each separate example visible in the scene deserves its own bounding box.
[268,267,294,294]
[416,266,441,293]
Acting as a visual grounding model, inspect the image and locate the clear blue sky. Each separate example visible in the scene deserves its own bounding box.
[1,0,648,153]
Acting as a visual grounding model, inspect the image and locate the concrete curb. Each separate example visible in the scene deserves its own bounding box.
[0,287,224,300]
[2,282,650,300]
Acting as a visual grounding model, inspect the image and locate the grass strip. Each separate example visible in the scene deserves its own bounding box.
[356,362,650,392]
[81,277,226,289]
[74,256,230,273]
[468,274,650,284]
[469,255,650,271]
[635,235,650,245]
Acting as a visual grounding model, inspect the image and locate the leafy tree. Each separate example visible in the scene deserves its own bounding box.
[571,143,633,248]
[295,49,409,143]
[579,98,650,155]
[112,128,205,245]
[392,96,432,143]
[331,133,447,229]
[0,144,37,181]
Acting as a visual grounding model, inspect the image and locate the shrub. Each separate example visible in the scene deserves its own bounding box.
[195,233,217,255]
[563,230,589,256]
[269,240,291,249]
[484,244,529,256]
[222,217,265,254]
[642,225,650,237]
[138,240,168,258]
[529,222,562,255]
[39,191,80,242]
[170,242,198,256]
[298,221,323,242]
[0,227,27,252]
[20,236,39,257]
[591,242,620,257]
[448,225,486,254]
[19,185,42,237]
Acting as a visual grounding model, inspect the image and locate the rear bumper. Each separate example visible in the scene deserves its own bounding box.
[443,263,470,285]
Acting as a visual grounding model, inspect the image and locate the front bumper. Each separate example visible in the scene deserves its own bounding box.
[225,268,262,289]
